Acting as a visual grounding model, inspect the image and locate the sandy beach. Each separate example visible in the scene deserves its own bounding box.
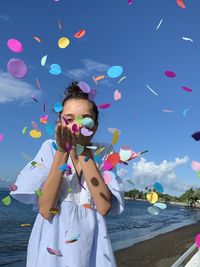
[2,221,200,267]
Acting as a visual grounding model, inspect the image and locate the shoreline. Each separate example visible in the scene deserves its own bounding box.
[2,221,200,267]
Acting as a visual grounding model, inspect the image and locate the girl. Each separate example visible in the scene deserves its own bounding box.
[10,81,124,267]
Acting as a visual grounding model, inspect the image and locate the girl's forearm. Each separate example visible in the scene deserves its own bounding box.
[38,151,69,219]
[78,149,111,216]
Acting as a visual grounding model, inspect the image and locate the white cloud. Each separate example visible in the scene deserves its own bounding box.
[129,156,194,195]
[0,72,42,104]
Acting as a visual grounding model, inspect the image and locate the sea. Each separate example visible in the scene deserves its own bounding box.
[1,189,200,266]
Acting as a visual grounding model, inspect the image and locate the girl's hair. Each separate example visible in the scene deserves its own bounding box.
[58,81,99,122]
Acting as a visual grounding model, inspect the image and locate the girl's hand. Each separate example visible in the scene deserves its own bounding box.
[55,122,73,151]
[73,123,98,148]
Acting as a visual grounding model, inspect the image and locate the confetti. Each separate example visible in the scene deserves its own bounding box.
[58,37,70,48]
[108,128,121,135]
[81,128,93,136]
[45,124,55,136]
[43,101,46,112]
[112,130,119,145]
[162,109,174,113]
[103,160,113,171]
[47,247,62,256]
[154,202,167,209]
[153,182,164,193]
[36,78,42,91]
[72,124,79,133]
[103,170,115,184]
[74,29,86,38]
[41,55,47,66]
[9,184,18,191]
[86,145,98,150]
[50,208,60,215]
[107,66,123,78]
[95,75,105,81]
[126,179,135,185]
[182,86,192,92]
[78,81,91,93]
[146,191,158,204]
[114,89,121,101]
[7,58,28,78]
[191,131,200,141]
[118,76,126,84]
[146,84,158,96]
[88,89,97,100]
[83,203,92,209]
[31,95,38,103]
[67,187,73,193]
[33,36,41,43]
[164,71,176,78]
[29,130,42,138]
[76,144,84,155]
[191,161,200,171]
[148,206,160,215]
[97,103,111,109]
[176,0,186,9]
[76,115,83,125]
[182,37,193,42]
[81,117,94,129]
[7,39,23,53]
[22,127,28,134]
[65,234,80,243]
[195,234,200,248]
[31,121,40,132]
[59,163,67,172]
[2,195,11,206]
[119,146,133,161]
[58,18,62,30]
[84,156,90,162]
[40,115,48,124]
[20,224,31,227]
[52,141,58,151]
[183,108,189,116]
[49,64,61,75]
[106,152,120,168]
[128,0,133,5]
[0,133,3,141]
[54,101,63,112]
[34,190,43,197]
[156,19,163,30]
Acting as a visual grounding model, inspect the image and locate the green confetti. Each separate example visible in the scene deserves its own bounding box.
[2,195,11,206]
[31,161,37,166]
[34,190,43,197]
[22,126,28,134]
[67,187,73,193]
[76,115,83,125]
[197,171,200,178]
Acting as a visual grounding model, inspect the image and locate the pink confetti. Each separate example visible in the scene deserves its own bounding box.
[191,161,200,171]
[164,71,176,78]
[7,39,23,53]
[0,133,3,142]
[97,103,111,109]
[128,0,133,4]
[9,184,18,191]
[47,247,62,256]
[114,90,121,101]
[103,160,113,171]
[195,233,200,248]
[182,86,192,92]
[72,124,79,133]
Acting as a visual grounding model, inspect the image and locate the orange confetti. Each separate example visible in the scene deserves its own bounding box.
[36,78,42,91]
[176,0,186,8]
[58,18,62,30]
[83,203,92,209]
[74,29,86,39]
[33,36,41,43]
[107,152,121,168]
[95,75,105,81]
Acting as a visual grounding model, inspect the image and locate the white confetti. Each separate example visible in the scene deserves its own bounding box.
[182,37,193,42]
[156,19,163,30]
[146,84,158,96]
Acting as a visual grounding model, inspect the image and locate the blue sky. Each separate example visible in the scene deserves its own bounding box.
[0,0,200,196]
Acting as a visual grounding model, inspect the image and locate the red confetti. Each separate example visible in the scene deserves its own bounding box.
[97,103,111,109]
[74,29,86,39]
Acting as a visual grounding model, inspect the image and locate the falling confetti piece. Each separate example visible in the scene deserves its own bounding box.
[176,0,186,9]
[128,0,133,5]
[76,115,83,125]
[83,203,92,209]
[106,152,121,168]
[148,206,160,215]
[146,191,158,204]
[81,128,93,136]
[29,130,42,138]
[108,128,121,135]
[81,117,94,129]
[41,55,47,66]
[20,224,31,227]
[31,121,40,132]
[50,208,60,215]
[72,124,79,133]
[31,95,38,103]
[146,84,158,96]
[65,234,80,243]
[103,170,115,184]
[54,101,63,112]
[103,160,113,171]
[7,58,28,78]
[40,115,48,124]
[43,101,46,112]
[33,36,41,43]
[9,184,18,191]
[182,86,192,92]
[156,19,163,30]
[47,247,62,256]
[0,133,3,141]
[162,109,174,113]
[182,37,193,42]
[107,66,123,78]
[153,182,164,193]
[95,75,105,81]
[112,130,119,145]
[49,64,61,75]
[197,171,200,178]
[76,144,84,155]
[74,29,86,38]
[118,76,126,84]
[195,234,200,248]
[52,141,58,151]
[114,89,121,101]
[34,190,43,197]
[97,103,111,109]
[7,39,23,53]
[154,202,167,209]
[59,163,67,172]
[126,179,135,185]
[191,131,200,141]
[45,124,55,136]
[36,78,42,91]
[58,18,62,30]
[86,145,98,150]
[67,187,73,193]
[164,71,176,78]
[78,81,91,93]
[191,161,200,171]
[183,108,189,116]
[58,37,70,48]
[2,195,11,206]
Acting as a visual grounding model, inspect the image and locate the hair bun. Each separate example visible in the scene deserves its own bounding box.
[64,81,89,98]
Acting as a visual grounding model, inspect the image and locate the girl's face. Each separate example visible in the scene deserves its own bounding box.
[60,99,98,136]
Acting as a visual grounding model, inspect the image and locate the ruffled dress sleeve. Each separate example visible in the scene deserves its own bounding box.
[10,139,54,212]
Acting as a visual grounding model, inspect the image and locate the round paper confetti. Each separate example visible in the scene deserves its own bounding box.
[114,89,121,101]
[78,81,91,93]
[54,101,63,112]
[153,182,164,193]
[88,89,97,100]
[191,161,200,171]
[103,170,115,184]
[29,130,42,138]
[81,127,93,136]
[58,37,70,48]
[49,64,61,75]
[154,202,167,209]
[74,29,86,38]
[45,124,55,136]
[7,58,28,78]
[103,160,113,171]
[119,147,132,161]
[72,124,79,133]
[148,206,160,215]
[9,184,18,191]
[81,117,94,129]
[0,133,3,141]
[107,66,123,78]
[146,191,158,204]
[2,195,11,206]
[164,71,176,78]
[76,144,84,155]
[76,115,83,125]
[7,39,23,53]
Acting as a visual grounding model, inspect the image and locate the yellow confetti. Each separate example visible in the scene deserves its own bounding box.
[29,130,42,138]
[50,208,60,215]
[58,37,70,48]
[112,130,119,145]
[146,191,158,204]
[20,224,31,227]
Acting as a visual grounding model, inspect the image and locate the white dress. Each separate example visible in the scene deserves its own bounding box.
[10,139,124,267]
